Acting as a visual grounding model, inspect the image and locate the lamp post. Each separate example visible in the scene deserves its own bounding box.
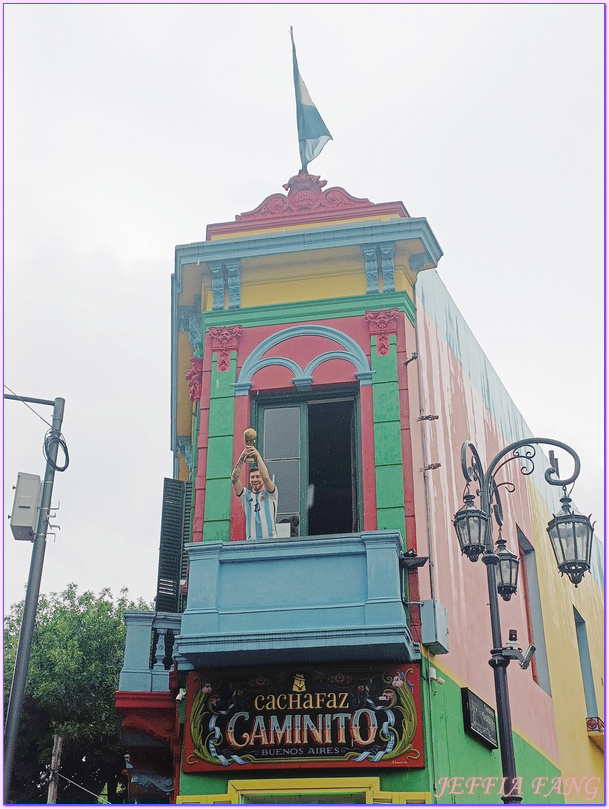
[453,437,594,804]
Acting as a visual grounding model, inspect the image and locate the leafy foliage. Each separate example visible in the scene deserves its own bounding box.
[4,584,151,804]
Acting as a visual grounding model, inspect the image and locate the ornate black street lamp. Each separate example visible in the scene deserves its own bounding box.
[453,437,594,804]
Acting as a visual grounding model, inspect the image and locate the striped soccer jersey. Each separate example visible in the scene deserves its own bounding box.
[237,486,279,540]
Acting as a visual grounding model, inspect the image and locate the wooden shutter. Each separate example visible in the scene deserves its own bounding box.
[156,478,192,613]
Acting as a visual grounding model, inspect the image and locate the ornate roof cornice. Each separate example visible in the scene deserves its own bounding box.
[206,170,409,238]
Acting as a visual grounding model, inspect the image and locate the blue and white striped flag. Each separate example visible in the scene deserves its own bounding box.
[291,28,332,170]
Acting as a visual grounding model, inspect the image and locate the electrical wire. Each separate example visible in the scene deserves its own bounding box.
[43,428,70,472]
[4,384,69,471]
[49,769,111,804]
[3,384,52,428]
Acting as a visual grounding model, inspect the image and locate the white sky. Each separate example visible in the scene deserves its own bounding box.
[3,4,604,610]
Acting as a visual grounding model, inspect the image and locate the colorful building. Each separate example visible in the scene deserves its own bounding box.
[115,170,604,804]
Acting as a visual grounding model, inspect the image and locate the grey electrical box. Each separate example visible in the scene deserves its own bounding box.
[420,598,450,655]
[10,473,42,541]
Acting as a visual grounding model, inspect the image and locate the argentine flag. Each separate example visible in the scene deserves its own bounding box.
[291,29,332,170]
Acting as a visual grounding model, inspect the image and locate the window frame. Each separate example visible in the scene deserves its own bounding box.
[251,386,363,538]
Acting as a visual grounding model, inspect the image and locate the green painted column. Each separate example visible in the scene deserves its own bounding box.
[202,354,237,542]
[370,334,406,545]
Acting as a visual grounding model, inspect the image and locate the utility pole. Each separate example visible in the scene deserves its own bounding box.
[46,734,63,804]
[4,395,66,804]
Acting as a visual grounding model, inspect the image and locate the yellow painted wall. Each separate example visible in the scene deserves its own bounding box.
[239,247,364,308]
[177,330,195,438]
[179,263,203,308]
[198,243,420,312]
[525,479,604,799]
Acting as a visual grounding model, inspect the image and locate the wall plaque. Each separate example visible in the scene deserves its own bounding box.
[461,688,498,749]
[184,664,424,770]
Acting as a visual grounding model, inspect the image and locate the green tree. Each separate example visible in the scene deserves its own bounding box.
[4,584,151,804]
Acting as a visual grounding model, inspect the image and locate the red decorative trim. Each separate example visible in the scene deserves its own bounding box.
[185,357,204,402]
[122,711,176,743]
[206,171,409,237]
[366,309,399,355]
[209,325,242,371]
[587,716,605,733]
[115,691,178,744]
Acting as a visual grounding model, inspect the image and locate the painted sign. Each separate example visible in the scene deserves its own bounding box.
[461,688,498,749]
[184,664,424,770]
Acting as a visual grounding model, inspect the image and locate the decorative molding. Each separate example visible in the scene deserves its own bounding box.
[204,291,417,329]
[366,309,399,356]
[226,260,241,310]
[176,437,193,472]
[207,261,242,312]
[177,298,203,354]
[362,245,379,294]
[188,316,202,354]
[209,261,224,311]
[205,171,410,237]
[121,710,176,744]
[185,357,204,402]
[238,172,372,220]
[233,324,373,396]
[380,243,396,292]
[209,325,242,372]
[176,217,442,270]
[409,251,432,272]
[129,772,174,795]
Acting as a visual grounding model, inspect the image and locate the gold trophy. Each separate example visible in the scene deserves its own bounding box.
[243,428,257,463]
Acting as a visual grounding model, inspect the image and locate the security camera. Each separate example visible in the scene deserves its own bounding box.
[519,644,536,670]
[175,688,187,704]
[429,667,445,685]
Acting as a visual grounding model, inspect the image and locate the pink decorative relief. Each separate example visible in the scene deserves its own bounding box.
[236,170,372,220]
[206,172,409,238]
[209,325,242,372]
[365,309,399,355]
[186,357,204,402]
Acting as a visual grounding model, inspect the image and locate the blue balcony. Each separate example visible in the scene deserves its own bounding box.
[118,531,419,691]
[175,530,419,668]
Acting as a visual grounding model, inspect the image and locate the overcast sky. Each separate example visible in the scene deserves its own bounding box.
[3,4,604,610]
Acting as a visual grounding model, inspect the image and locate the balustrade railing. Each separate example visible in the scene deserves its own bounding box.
[119,610,182,692]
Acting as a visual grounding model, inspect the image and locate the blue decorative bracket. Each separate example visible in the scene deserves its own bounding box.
[362,243,396,293]
[226,260,241,309]
[362,245,379,294]
[177,297,203,354]
[210,262,224,310]
[380,244,396,292]
[209,260,243,311]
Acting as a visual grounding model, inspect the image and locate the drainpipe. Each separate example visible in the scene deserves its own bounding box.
[413,284,440,801]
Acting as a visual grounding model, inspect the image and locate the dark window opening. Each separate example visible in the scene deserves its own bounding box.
[255,391,360,537]
[308,399,355,535]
